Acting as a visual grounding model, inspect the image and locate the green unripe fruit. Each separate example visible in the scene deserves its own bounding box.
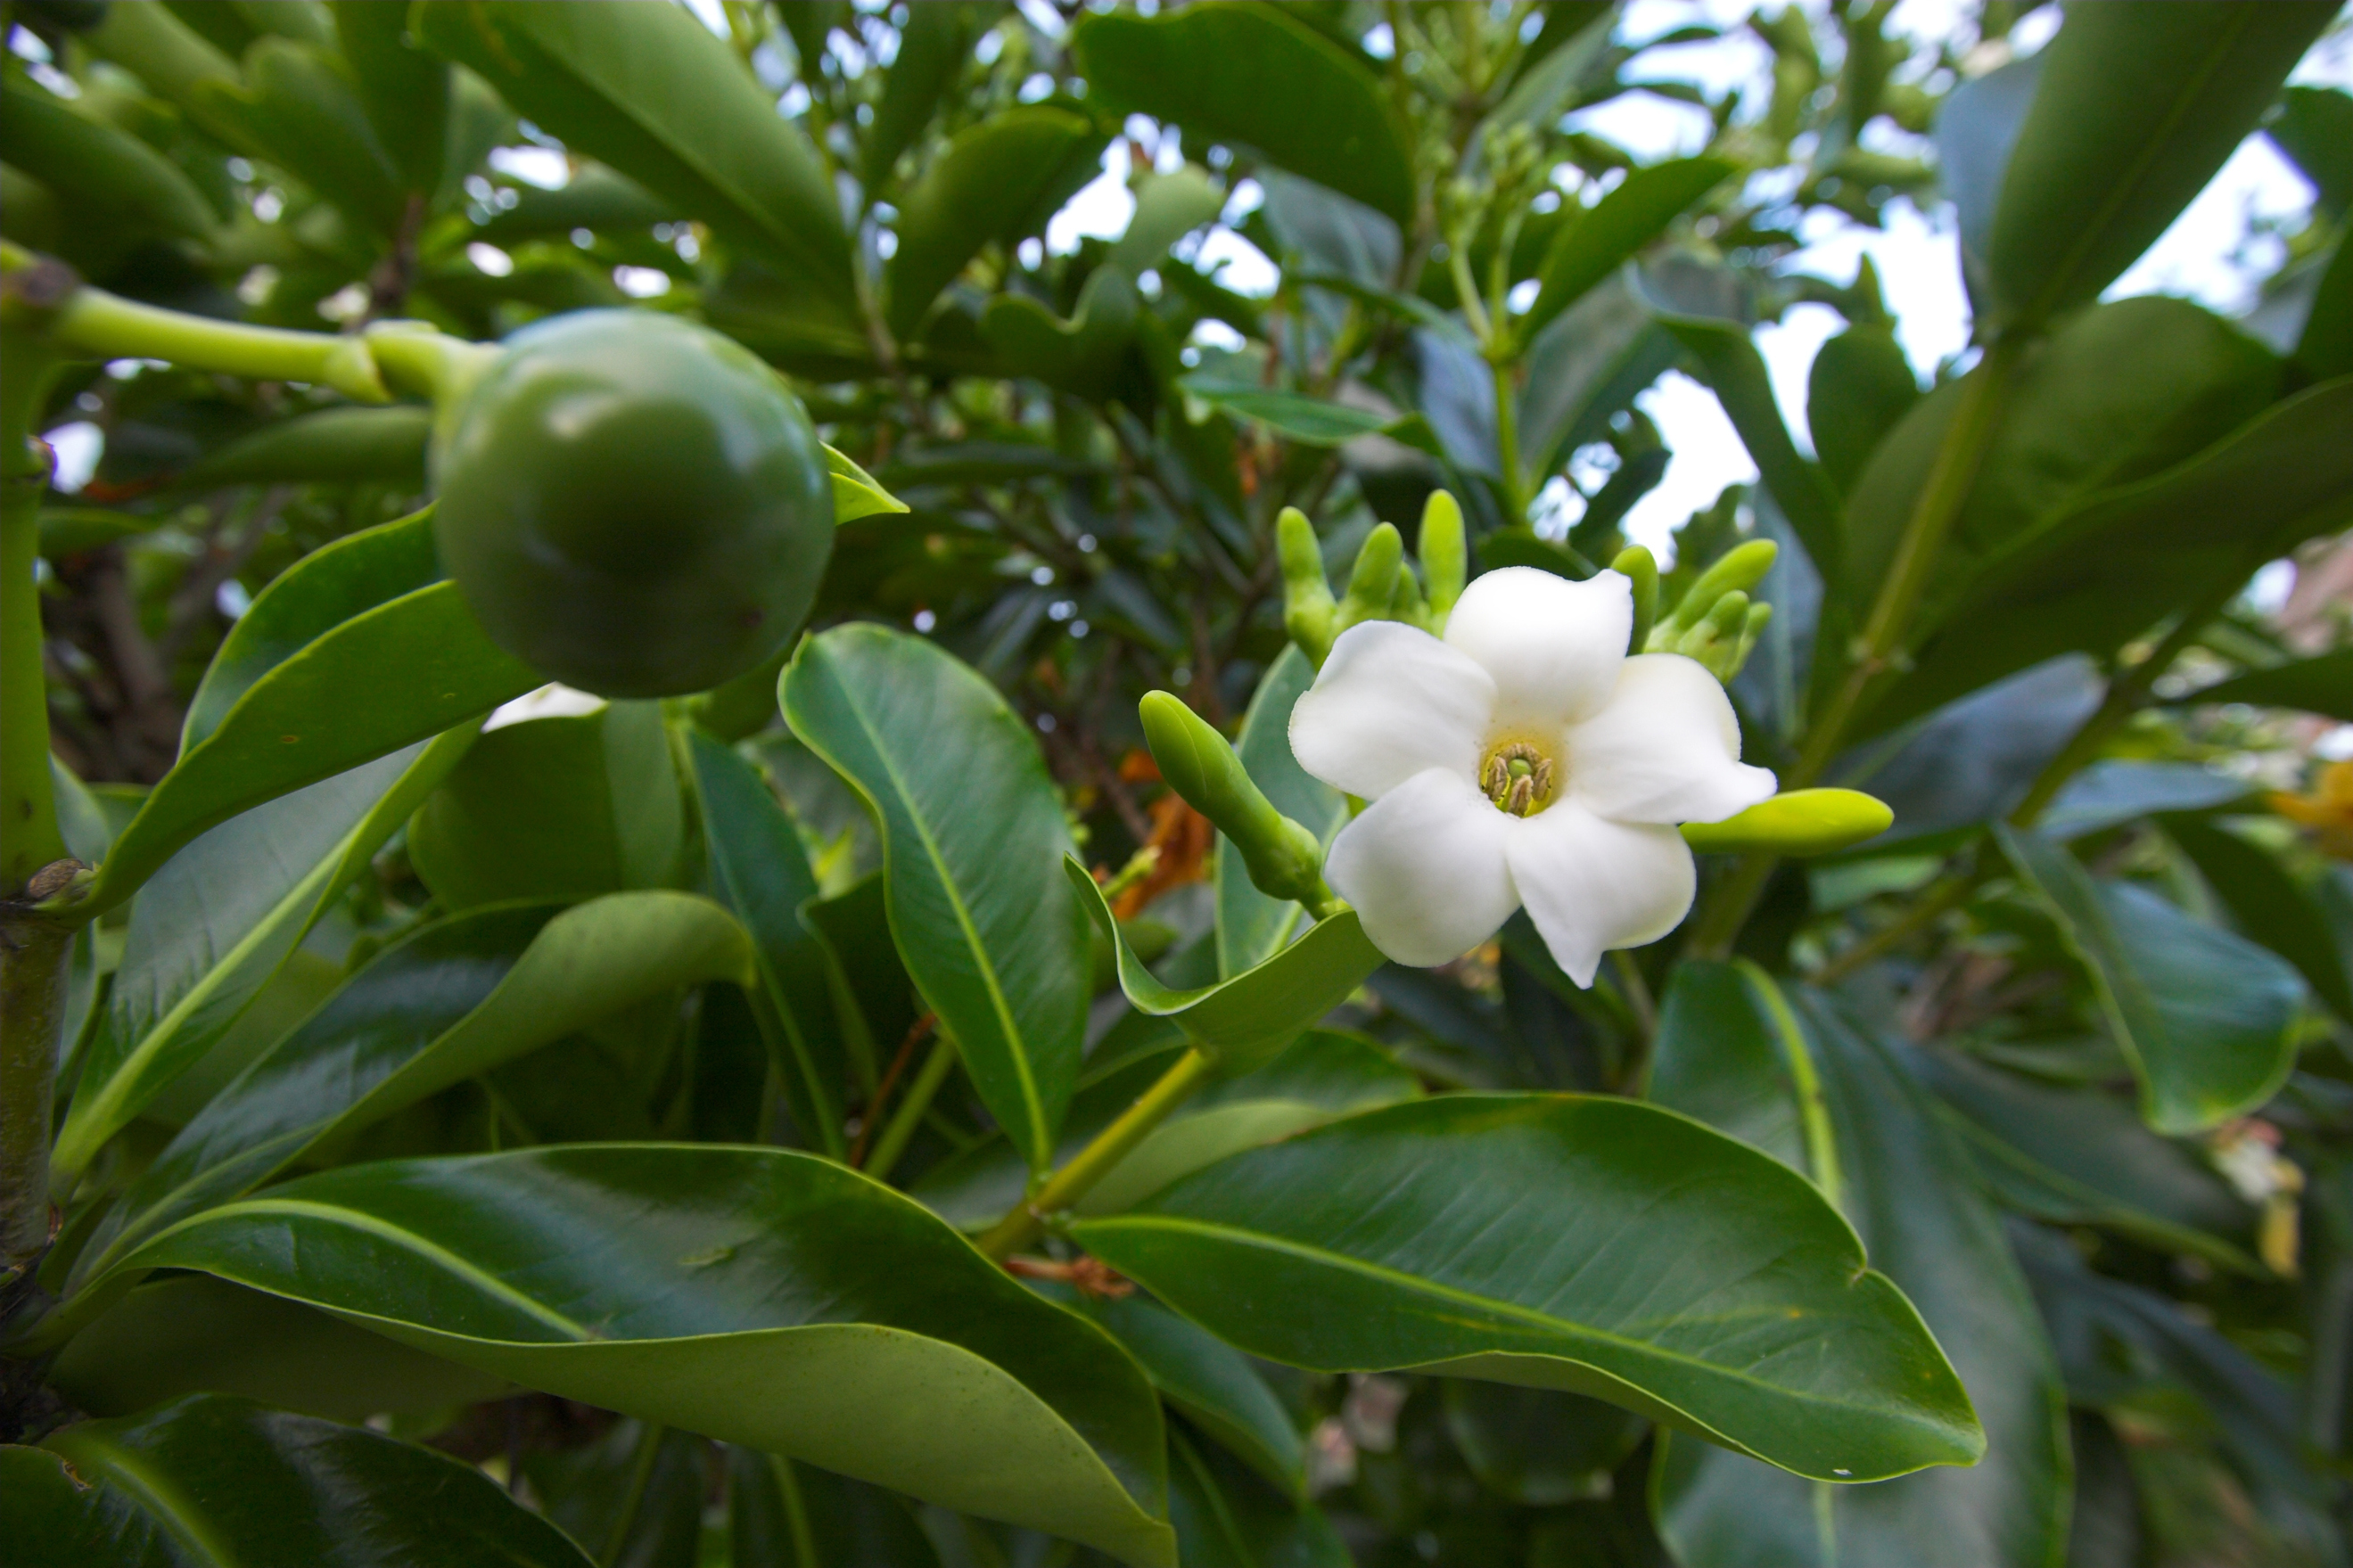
[431,309,834,699]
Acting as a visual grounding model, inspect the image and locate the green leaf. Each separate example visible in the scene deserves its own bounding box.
[0,76,218,247]
[70,892,754,1289]
[1806,325,1920,497]
[782,625,1091,1174]
[1635,272,1846,588]
[412,0,856,314]
[473,161,674,244]
[801,871,919,1100]
[2267,86,2353,222]
[1072,1094,1983,1484]
[1908,1047,2259,1274]
[92,1146,1176,1564]
[1088,1295,1305,1498]
[47,1275,509,1423]
[2036,760,2252,842]
[1941,1,2334,329]
[2296,228,2353,382]
[885,106,1109,339]
[728,1447,945,1568]
[196,37,406,234]
[2180,648,2353,723]
[51,734,473,1184]
[10,1392,592,1567]
[823,441,911,524]
[1648,974,2069,1568]
[2000,825,2302,1135]
[913,1029,1419,1228]
[330,0,449,193]
[1443,1383,1645,1506]
[88,566,540,915]
[1522,157,1733,340]
[1175,379,1443,455]
[862,0,993,195]
[1108,165,1230,280]
[1165,1427,1350,1568]
[1071,2,1415,227]
[1516,271,1682,481]
[407,699,685,910]
[687,729,849,1160]
[2167,815,2353,1023]
[982,267,1140,400]
[1069,858,1383,1079]
[1216,646,1348,979]
[178,404,432,490]
[1857,372,2353,739]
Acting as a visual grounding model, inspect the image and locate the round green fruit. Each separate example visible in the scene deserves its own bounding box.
[431,308,834,698]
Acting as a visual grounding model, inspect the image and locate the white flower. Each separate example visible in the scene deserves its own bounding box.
[1288,566,1775,985]
[482,682,606,732]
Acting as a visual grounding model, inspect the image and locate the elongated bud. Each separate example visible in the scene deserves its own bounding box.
[1680,788,1893,857]
[1734,600,1772,676]
[1611,545,1658,654]
[1388,558,1430,629]
[1337,522,1403,633]
[1139,692,1329,905]
[1420,489,1466,623]
[1277,506,1337,667]
[1663,538,1778,636]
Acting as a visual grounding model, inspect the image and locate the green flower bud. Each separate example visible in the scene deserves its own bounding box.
[1421,490,1467,623]
[1388,556,1429,628]
[1139,691,1329,906]
[1679,788,1893,857]
[1337,521,1404,634]
[1659,538,1778,638]
[1611,544,1658,653]
[1277,505,1337,667]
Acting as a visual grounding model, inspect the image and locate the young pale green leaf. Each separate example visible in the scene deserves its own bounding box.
[411,0,855,313]
[782,625,1091,1174]
[1072,3,1415,228]
[2167,816,2353,1024]
[1909,1046,2259,1275]
[1944,2,2334,330]
[687,729,849,1159]
[88,575,539,917]
[2180,648,2353,724]
[1089,1295,1306,1498]
[2000,826,2302,1135]
[1108,166,1229,281]
[1074,1095,1983,1485]
[1216,646,1349,979]
[50,734,473,1185]
[1647,971,2069,1568]
[885,106,1109,339]
[9,1392,593,1568]
[69,893,754,1290]
[1069,858,1383,1079]
[1522,158,1733,340]
[823,441,911,523]
[95,1146,1175,1565]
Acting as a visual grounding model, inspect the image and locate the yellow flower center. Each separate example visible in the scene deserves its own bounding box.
[1481,738,1559,817]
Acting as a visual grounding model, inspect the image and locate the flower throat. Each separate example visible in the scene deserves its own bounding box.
[1482,740,1557,817]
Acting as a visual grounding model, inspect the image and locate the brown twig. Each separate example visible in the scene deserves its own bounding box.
[848,1012,935,1169]
[1002,1254,1135,1300]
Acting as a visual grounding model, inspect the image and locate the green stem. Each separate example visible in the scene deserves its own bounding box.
[862,1032,957,1185]
[975,1046,1217,1261]
[600,1421,667,1567]
[1686,339,2020,958]
[1739,959,1843,1214]
[1,924,68,1274]
[1491,355,1524,520]
[51,281,389,405]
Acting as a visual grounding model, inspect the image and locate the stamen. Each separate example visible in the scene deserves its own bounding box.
[1480,740,1559,817]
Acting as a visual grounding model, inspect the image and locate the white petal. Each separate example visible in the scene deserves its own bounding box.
[1443,566,1631,729]
[1506,802,1697,987]
[1325,768,1519,966]
[483,682,606,732]
[1289,621,1494,800]
[1565,653,1778,825]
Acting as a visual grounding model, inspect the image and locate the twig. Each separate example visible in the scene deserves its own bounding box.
[849,1013,935,1169]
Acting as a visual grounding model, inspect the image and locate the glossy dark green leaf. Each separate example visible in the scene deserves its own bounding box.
[981,267,1139,400]
[1515,271,1682,480]
[862,1,994,194]
[69,893,754,1289]
[886,106,1108,338]
[51,735,472,1183]
[329,0,448,193]
[1072,2,1415,227]
[783,625,1091,1174]
[473,162,674,244]
[728,1446,944,1568]
[47,1275,509,1423]
[90,1146,1175,1564]
[1070,858,1383,1079]
[2180,648,2353,723]
[0,76,218,247]
[1648,968,2068,1568]
[1443,1383,1645,1506]
[4,1393,592,1568]
[1216,646,1349,979]
[178,405,431,490]
[1806,325,1919,497]
[1941,2,2333,329]
[2168,815,2353,1022]
[688,729,849,1159]
[1089,1294,1304,1498]
[1176,379,1442,455]
[413,0,855,314]
[801,871,918,1100]
[2267,86,2353,222]
[1164,1427,1349,1568]
[1908,1046,2258,1273]
[2297,227,2353,382]
[2000,826,2302,1135]
[2036,760,2252,841]
[87,579,539,917]
[408,698,684,910]
[914,1029,1418,1229]
[524,1418,703,1568]
[1074,1095,1983,1484]
[196,37,405,234]
[1858,374,2353,738]
[1522,158,1733,340]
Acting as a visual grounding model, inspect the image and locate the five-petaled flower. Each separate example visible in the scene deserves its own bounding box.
[1289,566,1776,985]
